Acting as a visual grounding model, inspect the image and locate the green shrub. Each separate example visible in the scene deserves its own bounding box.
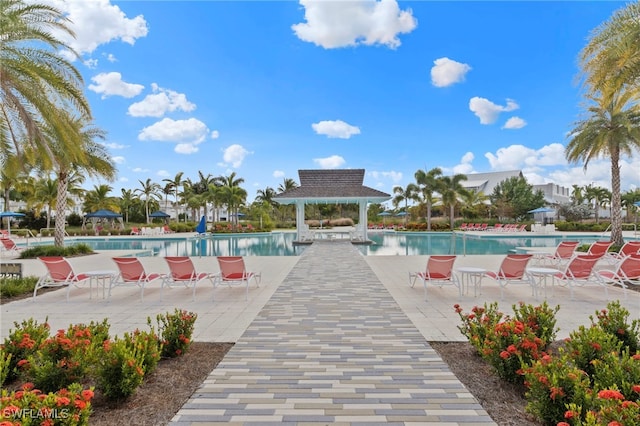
[152,309,197,358]
[0,350,11,386]
[455,302,504,355]
[18,244,93,259]
[590,301,640,353]
[1,318,51,384]
[524,351,591,425]
[0,382,94,426]
[123,329,161,375]
[0,276,38,298]
[96,336,146,401]
[564,325,623,381]
[512,301,559,346]
[26,325,94,393]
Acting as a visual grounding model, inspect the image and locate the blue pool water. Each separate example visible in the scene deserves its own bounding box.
[37,231,630,257]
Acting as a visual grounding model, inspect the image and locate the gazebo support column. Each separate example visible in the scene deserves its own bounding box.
[358,201,367,241]
[296,200,306,241]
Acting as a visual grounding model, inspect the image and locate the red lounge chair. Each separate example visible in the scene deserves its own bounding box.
[111,257,165,301]
[1,238,22,254]
[164,257,216,301]
[543,241,579,265]
[34,257,91,301]
[460,223,468,231]
[586,241,613,257]
[409,255,460,300]
[492,223,503,232]
[606,241,640,264]
[483,254,533,300]
[596,253,640,300]
[553,254,603,300]
[130,227,140,235]
[215,256,261,300]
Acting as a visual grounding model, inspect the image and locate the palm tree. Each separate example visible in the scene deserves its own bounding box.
[277,178,299,224]
[135,178,161,224]
[414,167,443,231]
[32,177,57,229]
[83,184,119,212]
[220,172,246,225]
[579,2,640,99]
[1,0,91,164]
[565,92,640,245]
[255,186,277,215]
[41,113,115,246]
[439,174,468,230]
[119,189,135,223]
[571,184,585,205]
[162,172,184,221]
[392,183,419,226]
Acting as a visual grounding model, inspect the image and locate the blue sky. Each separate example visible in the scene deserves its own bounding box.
[49,0,639,202]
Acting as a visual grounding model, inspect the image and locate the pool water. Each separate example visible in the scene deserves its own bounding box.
[44,231,624,257]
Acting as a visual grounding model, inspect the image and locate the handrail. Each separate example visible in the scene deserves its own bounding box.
[39,227,70,237]
[602,223,637,237]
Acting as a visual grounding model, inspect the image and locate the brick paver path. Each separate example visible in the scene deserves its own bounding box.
[171,241,495,425]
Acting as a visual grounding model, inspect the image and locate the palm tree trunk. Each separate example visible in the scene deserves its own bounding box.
[610,151,624,246]
[450,205,455,230]
[427,201,432,231]
[54,173,68,247]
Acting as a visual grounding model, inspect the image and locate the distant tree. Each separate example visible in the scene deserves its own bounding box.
[392,183,419,225]
[162,172,184,221]
[414,167,443,231]
[135,178,161,224]
[558,203,594,222]
[439,174,468,230]
[490,177,545,221]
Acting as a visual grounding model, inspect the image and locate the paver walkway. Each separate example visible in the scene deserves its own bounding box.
[171,241,495,425]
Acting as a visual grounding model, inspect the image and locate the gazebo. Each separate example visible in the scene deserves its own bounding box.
[273,169,391,243]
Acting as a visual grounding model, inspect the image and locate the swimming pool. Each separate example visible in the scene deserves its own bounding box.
[34,231,632,257]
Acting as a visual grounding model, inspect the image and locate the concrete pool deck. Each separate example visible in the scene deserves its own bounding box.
[2,237,639,425]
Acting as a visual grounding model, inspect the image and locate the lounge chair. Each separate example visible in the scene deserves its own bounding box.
[130,227,140,235]
[0,230,9,238]
[110,257,165,301]
[164,256,216,301]
[409,255,460,300]
[553,254,604,300]
[34,257,91,301]
[595,253,640,300]
[606,241,640,264]
[483,254,533,300]
[543,241,579,265]
[1,238,22,254]
[215,256,261,301]
[585,240,613,257]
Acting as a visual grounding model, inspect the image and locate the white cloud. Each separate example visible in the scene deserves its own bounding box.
[84,58,98,69]
[112,156,125,164]
[273,170,286,178]
[103,142,128,149]
[128,84,196,117]
[313,155,345,169]
[452,151,475,174]
[175,143,200,154]
[210,130,220,139]
[46,0,148,57]
[485,143,567,172]
[105,53,117,62]
[88,72,144,99]
[312,120,361,139]
[431,57,471,88]
[223,144,251,168]
[469,97,519,124]
[132,167,149,173]
[156,170,170,177]
[369,170,402,183]
[502,116,527,129]
[138,118,209,143]
[292,0,417,49]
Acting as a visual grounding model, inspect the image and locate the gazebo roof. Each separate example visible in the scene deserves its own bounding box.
[273,169,390,204]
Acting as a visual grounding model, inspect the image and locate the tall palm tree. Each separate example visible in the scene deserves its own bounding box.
[135,178,161,224]
[566,92,640,245]
[41,113,115,246]
[414,167,443,231]
[571,184,585,205]
[162,172,184,221]
[220,172,246,225]
[579,2,640,99]
[83,184,118,212]
[439,174,468,230]
[256,186,277,210]
[1,0,91,163]
[119,189,135,223]
[277,178,299,224]
[392,183,419,226]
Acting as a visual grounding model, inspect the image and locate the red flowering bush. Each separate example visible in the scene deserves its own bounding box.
[24,325,94,393]
[563,325,622,380]
[455,302,558,385]
[562,385,640,426]
[590,301,640,353]
[0,382,93,425]
[151,309,197,358]
[1,318,50,385]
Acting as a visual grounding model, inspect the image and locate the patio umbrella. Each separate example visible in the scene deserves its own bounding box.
[634,201,640,207]
[195,216,207,234]
[149,211,170,218]
[527,207,554,213]
[378,211,391,225]
[0,211,25,235]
